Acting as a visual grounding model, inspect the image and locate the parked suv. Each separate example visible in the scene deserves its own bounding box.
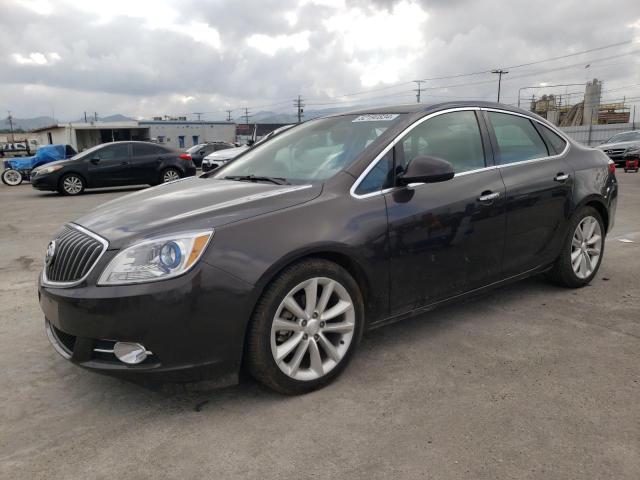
[31,141,196,195]
[595,130,640,166]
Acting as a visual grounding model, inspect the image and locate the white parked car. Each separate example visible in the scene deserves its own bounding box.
[201,125,294,172]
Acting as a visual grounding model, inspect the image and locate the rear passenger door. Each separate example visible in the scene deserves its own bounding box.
[484,110,573,277]
[131,143,167,184]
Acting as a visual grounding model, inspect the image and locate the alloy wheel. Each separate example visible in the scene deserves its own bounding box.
[163,169,180,183]
[270,277,355,381]
[570,215,602,279]
[63,176,83,195]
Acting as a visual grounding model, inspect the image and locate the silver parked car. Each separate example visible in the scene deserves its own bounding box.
[595,130,640,166]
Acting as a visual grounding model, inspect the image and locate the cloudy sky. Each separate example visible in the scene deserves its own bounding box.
[1,0,639,121]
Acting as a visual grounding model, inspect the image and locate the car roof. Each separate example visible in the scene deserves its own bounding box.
[333,101,537,116]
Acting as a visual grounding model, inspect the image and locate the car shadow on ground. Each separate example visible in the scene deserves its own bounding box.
[55,274,562,413]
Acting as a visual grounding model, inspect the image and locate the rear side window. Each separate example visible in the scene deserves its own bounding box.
[132,143,165,156]
[537,125,567,155]
[488,112,548,164]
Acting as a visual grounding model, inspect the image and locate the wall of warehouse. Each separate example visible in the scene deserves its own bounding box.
[141,122,236,150]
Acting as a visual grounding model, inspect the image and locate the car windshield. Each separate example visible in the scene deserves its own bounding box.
[605,131,640,143]
[213,114,406,183]
[186,144,204,153]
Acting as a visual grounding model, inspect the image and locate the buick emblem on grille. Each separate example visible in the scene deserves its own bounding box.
[45,240,56,265]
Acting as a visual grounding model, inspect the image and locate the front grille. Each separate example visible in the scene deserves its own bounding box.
[45,225,106,284]
[604,148,626,158]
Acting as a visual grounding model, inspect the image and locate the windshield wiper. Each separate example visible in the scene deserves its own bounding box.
[224,175,290,185]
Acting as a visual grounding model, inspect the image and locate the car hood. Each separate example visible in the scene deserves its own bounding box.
[74,177,321,248]
[204,146,248,161]
[596,140,640,150]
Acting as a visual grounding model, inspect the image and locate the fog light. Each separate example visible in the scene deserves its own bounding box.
[113,342,151,365]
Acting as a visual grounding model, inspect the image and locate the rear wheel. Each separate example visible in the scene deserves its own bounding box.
[547,206,604,288]
[161,168,181,183]
[2,169,23,186]
[246,259,364,395]
[58,173,85,195]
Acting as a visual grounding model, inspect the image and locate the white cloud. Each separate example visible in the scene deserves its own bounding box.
[12,52,61,65]
[246,31,311,56]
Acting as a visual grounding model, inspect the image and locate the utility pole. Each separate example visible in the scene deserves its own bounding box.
[193,112,204,121]
[491,69,509,103]
[84,111,88,122]
[413,80,426,103]
[225,110,233,122]
[293,95,304,123]
[7,111,15,142]
[94,112,98,121]
[243,107,251,125]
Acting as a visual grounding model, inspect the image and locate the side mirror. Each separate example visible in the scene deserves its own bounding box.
[90,157,100,164]
[397,156,454,185]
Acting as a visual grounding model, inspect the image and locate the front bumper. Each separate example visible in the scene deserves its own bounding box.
[39,262,255,383]
[31,172,60,191]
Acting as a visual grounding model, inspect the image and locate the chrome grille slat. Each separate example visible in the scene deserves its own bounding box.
[44,224,108,286]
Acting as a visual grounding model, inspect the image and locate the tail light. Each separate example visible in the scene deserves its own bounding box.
[607,159,616,175]
[179,153,192,162]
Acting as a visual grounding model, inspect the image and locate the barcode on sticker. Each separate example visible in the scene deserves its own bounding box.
[352,114,399,122]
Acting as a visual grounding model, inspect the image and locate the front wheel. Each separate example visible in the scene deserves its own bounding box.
[246,259,364,395]
[2,169,23,186]
[547,206,605,288]
[58,173,85,195]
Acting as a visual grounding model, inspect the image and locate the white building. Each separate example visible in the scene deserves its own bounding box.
[139,120,235,150]
[31,119,236,152]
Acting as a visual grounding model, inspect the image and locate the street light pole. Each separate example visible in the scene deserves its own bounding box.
[491,69,509,103]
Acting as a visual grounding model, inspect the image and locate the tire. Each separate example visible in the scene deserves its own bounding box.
[161,168,181,183]
[546,206,605,288]
[2,169,23,186]
[246,259,364,395]
[58,173,85,196]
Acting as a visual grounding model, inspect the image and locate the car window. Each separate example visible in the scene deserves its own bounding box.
[398,111,485,173]
[355,150,394,195]
[132,143,164,156]
[537,125,567,155]
[93,143,129,160]
[488,112,549,164]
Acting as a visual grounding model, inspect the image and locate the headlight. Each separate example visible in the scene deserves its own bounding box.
[36,165,63,175]
[97,230,213,285]
[625,145,640,153]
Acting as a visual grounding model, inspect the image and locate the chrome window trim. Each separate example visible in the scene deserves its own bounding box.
[349,106,571,200]
[41,223,109,288]
[350,107,481,199]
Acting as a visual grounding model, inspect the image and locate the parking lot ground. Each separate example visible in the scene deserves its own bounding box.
[1,175,639,479]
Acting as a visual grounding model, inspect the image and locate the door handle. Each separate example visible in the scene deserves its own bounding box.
[478,191,500,203]
[554,172,569,182]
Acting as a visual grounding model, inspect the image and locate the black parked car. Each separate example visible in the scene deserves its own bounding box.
[39,102,617,394]
[31,141,196,195]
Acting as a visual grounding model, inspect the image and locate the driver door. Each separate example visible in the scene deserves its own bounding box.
[383,110,507,313]
[86,143,131,186]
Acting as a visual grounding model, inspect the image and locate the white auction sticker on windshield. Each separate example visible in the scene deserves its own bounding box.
[352,114,399,122]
